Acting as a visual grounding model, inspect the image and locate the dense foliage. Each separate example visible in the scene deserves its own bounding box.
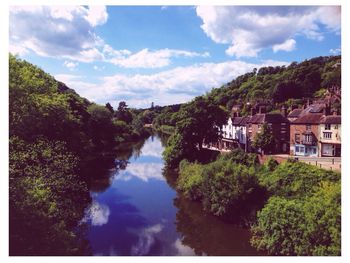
[251,160,341,255]
[204,56,340,112]
[163,96,228,168]
[9,137,91,255]
[258,161,340,198]
[177,150,266,224]
[9,54,149,255]
[251,123,275,154]
[251,182,341,255]
[177,149,341,255]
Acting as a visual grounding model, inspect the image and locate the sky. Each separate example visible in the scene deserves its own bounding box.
[9,5,341,109]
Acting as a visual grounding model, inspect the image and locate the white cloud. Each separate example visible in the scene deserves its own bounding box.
[173,238,195,256]
[9,6,209,68]
[85,6,108,26]
[93,65,105,71]
[55,59,289,108]
[82,200,110,226]
[9,5,106,62]
[107,48,210,68]
[329,48,341,55]
[272,39,296,53]
[139,139,163,158]
[63,60,78,70]
[131,224,164,255]
[117,162,164,182]
[196,6,340,57]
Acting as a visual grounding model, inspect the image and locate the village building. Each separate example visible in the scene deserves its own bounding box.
[289,113,323,156]
[289,86,341,157]
[221,116,250,150]
[319,115,341,157]
[246,112,290,154]
[220,104,250,150]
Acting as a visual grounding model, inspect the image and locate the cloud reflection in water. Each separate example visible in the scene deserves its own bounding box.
[82,200,110,226]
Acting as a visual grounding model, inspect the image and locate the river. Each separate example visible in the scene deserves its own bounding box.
[82,134,261,256]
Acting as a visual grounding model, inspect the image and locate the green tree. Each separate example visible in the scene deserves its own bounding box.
[9,137,91,255]
[251,123,275,154]
[163,97,227,168]
[105,102,114,114]
[116,101,133,124]
[251,182,340,256]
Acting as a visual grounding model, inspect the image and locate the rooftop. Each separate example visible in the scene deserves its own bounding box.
[292,113,324,124]
[320,115,341,124]
[248,113,289,124]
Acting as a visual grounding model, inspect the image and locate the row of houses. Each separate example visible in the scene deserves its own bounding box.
[213,88,341,157]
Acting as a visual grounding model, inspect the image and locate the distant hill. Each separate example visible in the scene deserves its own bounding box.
[203,55,341,114]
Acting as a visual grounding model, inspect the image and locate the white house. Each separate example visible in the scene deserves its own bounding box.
[221,116,249,150]
[318,115,341,157]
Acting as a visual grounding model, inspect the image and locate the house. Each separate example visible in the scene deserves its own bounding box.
[220,105,250,150]
[319,115,341,157]
[287,108,303,122]
[289,113,323,157]
[246,112,290,154]
[289,87,341,157]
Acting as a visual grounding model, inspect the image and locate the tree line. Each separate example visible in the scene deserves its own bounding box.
[9,54,150,255]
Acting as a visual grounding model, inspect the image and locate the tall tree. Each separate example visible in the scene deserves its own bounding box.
[116,101,133,124]
[163,97,228,167]
[251,123,275,154]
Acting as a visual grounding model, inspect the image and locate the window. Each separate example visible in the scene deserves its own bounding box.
[334,125,338,129]
[306,124,311,131]
[325,124,331,130]
[295,146,299,152]
[305,134,312,142]
[313,148,316,154]
[258,124,261,129]
[295,133,300,142]
[323,132,332,139]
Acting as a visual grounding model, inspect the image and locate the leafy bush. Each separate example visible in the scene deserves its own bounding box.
[201,160,264,222]
[219,148,259,167]
[258,160,340,198]
[9,137,90,255]
[251,182,341,256]
[178,160,205,201]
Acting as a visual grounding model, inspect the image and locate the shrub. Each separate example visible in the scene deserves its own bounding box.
[258,161,340,198]
[177,161,205,201]
[251,182,341,256]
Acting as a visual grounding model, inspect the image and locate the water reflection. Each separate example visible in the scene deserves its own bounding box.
[84,134,261,256]
[83,200,111,226]
[116,162,164,182]
[131,224,164,255]
[174,195,263,256]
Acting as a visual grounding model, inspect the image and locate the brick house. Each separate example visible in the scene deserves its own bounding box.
[247,112,290,154]
[290,113,323,157]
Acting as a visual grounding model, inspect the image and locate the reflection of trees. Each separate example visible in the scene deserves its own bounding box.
[162,167,178,189]
[157,132,171,148]
[174,195,264,256]
[87,137,150,193]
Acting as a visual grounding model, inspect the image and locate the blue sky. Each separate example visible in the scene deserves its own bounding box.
[9,6,341,108]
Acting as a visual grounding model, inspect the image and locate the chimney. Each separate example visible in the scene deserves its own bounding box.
[281,105,287,117]
[250,106,256,116]
[259,105,266,114]
[323,104,331,116]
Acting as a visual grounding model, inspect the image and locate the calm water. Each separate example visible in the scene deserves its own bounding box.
[82,135,261,256]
